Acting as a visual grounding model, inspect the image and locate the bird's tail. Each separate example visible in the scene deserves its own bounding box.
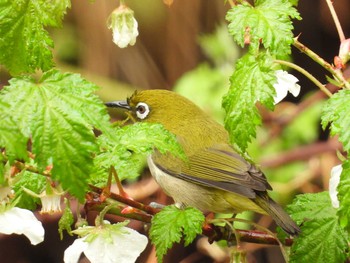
[254,192,300,236]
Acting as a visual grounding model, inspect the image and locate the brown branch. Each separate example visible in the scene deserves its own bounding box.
[203,224,294,247]
[260,138,342,168]
[88,184,161,215]
[88,185,296,246]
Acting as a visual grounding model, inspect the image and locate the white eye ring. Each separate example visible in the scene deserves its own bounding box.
[135,102,150,119]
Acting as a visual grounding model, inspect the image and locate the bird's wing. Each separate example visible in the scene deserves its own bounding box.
[152,144,272,199]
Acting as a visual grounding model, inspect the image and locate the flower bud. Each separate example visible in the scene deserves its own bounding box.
[339,38,350,65]
[107,5,139,48]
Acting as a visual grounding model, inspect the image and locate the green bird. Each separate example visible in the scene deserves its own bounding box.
[106,89,300,235]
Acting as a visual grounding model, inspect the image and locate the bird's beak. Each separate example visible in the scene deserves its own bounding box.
[105,100,131,110]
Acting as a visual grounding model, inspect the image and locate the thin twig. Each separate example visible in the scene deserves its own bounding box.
[89,184,161,215]
[325,0,345,42]
[293,38,350,89]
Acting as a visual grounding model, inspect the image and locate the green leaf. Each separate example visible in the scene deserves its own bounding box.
[150,205,205,263]
[287,192,337,223]
[287,192,348,263]
[1,69,111,200]
[290,218,348,263]
[321,89,350,152]
[337,160,350,230]
[222,51,276,152]
[0,101,28,162]
[13,170,46,210]
[226,0,300,58]
[0,0,71,75]
[93,123,186,184]
[58,198,74,239]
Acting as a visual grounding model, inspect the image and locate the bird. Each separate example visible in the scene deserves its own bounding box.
[106,89,300,235]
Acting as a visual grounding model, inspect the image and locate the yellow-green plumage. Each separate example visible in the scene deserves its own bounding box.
[108,89,300,235]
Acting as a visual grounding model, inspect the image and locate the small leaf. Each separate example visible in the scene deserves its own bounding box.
[0,0,71,75]
[226,0,300,58]
[321,89,350,152]
[150,205,205,262]
[13,171,47,210]
[222,51,276,153]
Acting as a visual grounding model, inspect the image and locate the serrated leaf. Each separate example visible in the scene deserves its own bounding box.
[226,0,300,58]
[321,89,350,152]
[287,192,348,263]
[13,170,46,210]
[0,0,71,75]
[289,218,348,263]
[1,69,111,200]
[0,101,28,162]
[286,192,336,223]
[222,51,276,153]
[93,123,186,184]
[337,160,350,230]
[150,205,205,263]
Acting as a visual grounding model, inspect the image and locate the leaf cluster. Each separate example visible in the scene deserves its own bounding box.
[0,0,70,75]
[92,122,186,185]
[224,0,300,152]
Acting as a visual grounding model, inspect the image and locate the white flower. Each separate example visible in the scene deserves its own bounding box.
[108,5,139,48]
[23,184,63,215]
[329,164,342,209]
[64,222,148,263]
[0,207,44,245]
[273,70,301,104]
[40,191,62,214]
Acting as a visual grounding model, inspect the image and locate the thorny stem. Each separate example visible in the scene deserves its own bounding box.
[325,0,345,42]
[89,184,160,215]
[293,38,350,89]
[210,218,289,262]
[275,59,332,97]
[88,185,296,246]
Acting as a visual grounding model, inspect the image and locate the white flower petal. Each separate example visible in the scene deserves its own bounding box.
[64,237,89,263]
[273,82,288,104]
[273,70,301,104]
[40,192,62,214]
[288,83,301,97]
[329,164,342,208]
[0,207,44,245]
[84,227,148,263]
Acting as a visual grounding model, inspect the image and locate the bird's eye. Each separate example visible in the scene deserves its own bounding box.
[135,102,150,119]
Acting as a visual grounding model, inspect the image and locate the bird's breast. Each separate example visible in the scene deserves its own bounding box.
[147,156,234,213]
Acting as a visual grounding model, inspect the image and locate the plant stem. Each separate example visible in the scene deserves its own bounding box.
[325,0,345,42]
[275,59,332,97]
[293,38,350,89]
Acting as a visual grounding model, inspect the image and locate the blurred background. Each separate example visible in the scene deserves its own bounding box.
[0,0,349,262]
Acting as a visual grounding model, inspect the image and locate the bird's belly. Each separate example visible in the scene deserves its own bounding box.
[147,156,257,214]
